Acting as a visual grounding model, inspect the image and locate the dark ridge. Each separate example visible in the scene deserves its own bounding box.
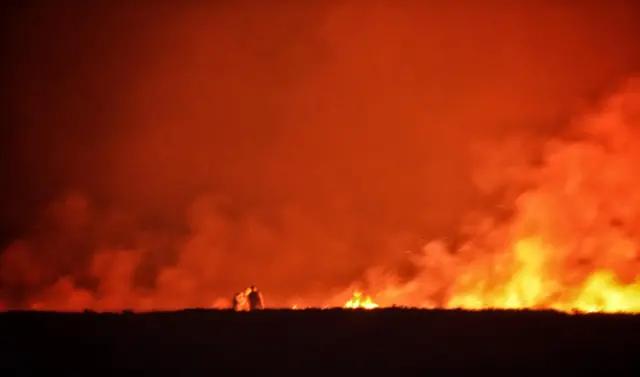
[1,308,639,375]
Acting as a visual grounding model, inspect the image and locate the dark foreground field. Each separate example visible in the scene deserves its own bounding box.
[2,308,640,375]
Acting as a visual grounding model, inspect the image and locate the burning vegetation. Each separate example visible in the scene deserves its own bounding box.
[284,80,640,314]
[291,291,379,310]
[1,3,640,314]
[3,80,640,313]
[3,80,640,314]
[344,291,379,309]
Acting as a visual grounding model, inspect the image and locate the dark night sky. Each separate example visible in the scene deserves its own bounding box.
[1,1,640,307]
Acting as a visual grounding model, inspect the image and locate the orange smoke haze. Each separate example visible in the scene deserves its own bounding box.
[2,3,640,312]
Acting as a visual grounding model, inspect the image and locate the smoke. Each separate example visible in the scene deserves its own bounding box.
[1,2,640,310]
[362,78,640,310]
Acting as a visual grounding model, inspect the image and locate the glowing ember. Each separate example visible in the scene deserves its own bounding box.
[344,291,378,309]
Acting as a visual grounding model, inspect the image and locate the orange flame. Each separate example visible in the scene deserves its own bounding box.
[4,80,640,315]
[344,291,378,309]
[441,238,640,313]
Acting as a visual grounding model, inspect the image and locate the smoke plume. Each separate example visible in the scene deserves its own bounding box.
[1,2,640,310]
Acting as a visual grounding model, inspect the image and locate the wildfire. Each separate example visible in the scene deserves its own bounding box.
[441,238,640,313]
[3,80,640,315]
[289,292,378,310]
[344,291,379,309]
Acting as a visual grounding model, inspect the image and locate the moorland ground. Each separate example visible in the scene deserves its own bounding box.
[1,308,639,375]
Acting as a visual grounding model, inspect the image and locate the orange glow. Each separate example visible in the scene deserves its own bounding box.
[344,291,378,309]
[442,238,640,313]
[2,7,640,314]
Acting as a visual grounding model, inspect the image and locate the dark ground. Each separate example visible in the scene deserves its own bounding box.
[1,308,639,375]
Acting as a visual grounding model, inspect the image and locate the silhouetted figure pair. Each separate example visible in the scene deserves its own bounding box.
[232,286,264,311]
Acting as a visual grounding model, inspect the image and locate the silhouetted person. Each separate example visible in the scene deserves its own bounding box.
[247,286,264,310]
[233,291,248,311]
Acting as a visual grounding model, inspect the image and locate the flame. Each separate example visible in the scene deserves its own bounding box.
[441,238,640,313]
[353,84,640,314]
[344,291,379,309]
[290,292,378,310]
[4,80,640,314]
